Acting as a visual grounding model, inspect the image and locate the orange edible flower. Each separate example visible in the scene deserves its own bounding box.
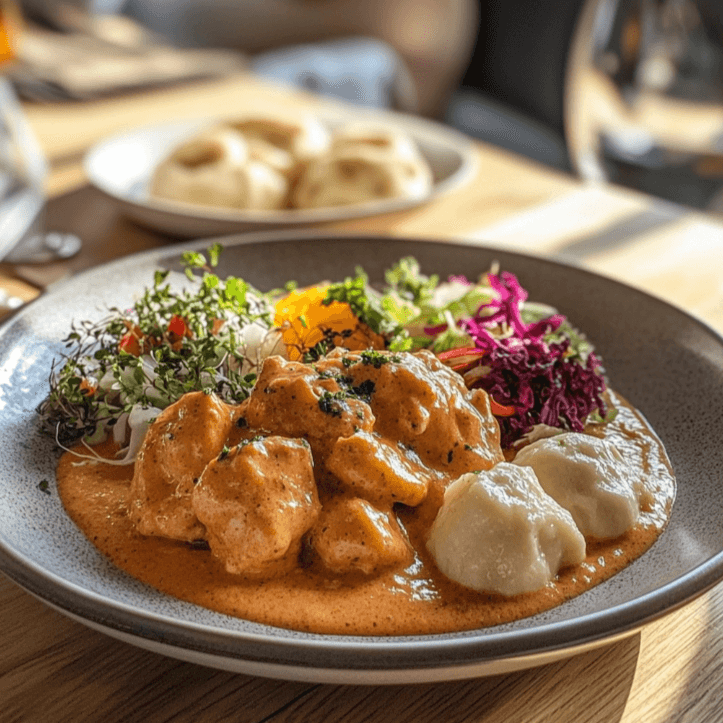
[274,286,385,360]
[0,4,21,65]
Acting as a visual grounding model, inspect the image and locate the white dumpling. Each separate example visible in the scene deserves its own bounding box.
[226,112,331,167]
[237,160,289,210]
[150,128,250,207]
[427,463,586,596]
[329,123,425,160]
[224,112,331,184]
[292,125,433,209]
[150,127,289,210]
[513,432,639,539]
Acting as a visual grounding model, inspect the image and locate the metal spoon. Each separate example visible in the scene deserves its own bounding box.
[3,231,82,264]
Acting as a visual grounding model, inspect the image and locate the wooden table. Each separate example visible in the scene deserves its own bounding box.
[2,73,723,722]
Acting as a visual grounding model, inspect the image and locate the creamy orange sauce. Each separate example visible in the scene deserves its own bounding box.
[56,379,675,637]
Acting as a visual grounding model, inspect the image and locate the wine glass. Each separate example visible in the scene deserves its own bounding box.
[565,0,723,212]
[0,4,81,263]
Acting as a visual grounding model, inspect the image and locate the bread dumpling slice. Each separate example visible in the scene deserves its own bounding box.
[513,432,639,539]
[427,463,585,596]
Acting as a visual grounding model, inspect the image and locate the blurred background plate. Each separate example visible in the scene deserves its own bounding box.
[83,108,477,237]
[2,233,723,684]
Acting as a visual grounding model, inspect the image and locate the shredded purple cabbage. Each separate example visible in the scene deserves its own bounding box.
[461,272,608,447]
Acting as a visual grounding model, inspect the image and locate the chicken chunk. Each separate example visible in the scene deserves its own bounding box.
[245,350,502,496]
[310,496,412,575]
[192,436,320,576]
[326,429,435,506]
[244,355,375,462]
[329,349,503,475]
[128,391,235,541]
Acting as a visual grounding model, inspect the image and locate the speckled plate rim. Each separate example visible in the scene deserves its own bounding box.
[2,231,723,684]
[83,109,477,237]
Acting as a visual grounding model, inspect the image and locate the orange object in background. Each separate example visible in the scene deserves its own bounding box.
[0,1,19,65]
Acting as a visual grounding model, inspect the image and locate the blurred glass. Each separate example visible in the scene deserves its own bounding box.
[566,0,723,211]
[0,2,80,262]
[0,76,48,259]
[0,2,46,259]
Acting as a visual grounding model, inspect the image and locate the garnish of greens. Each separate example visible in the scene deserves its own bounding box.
[38,243,282,463]
[40,248,614,461]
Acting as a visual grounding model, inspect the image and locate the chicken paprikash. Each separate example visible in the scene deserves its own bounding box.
[44,249,675,635]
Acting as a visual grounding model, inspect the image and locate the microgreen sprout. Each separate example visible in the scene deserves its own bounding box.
[38,245,276,457]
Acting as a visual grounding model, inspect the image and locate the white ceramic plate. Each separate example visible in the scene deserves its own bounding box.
[83,109,477,237]
[2,233,723,685]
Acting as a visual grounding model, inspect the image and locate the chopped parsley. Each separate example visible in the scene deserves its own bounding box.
[349,379,375,403]
[318,391,348,417]
[359,349,399,368]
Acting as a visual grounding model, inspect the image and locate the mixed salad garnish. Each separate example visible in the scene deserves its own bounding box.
[39,245,613,459]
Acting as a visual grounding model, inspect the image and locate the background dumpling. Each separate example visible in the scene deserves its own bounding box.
[292,124,433,209]
[427,463,586,596]
[225,111,331,183]
[151,127,251,207]
[235,159,289,210]
[150,126,289,210]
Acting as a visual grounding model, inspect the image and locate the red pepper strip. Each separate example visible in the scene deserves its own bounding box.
[438,347,487,375]
[119,332,142,356]
[450,361,478,374]
[437,346,486,361]
[168,314,187,337]
[489,398,516,416]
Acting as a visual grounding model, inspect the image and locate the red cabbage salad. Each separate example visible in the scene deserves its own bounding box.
[362,257,612,448]
[40,248,613,458]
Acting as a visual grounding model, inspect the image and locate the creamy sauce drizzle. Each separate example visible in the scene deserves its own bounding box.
[56,391,675,636]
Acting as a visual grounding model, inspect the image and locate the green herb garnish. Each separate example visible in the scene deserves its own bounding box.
[39,245,275,453]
